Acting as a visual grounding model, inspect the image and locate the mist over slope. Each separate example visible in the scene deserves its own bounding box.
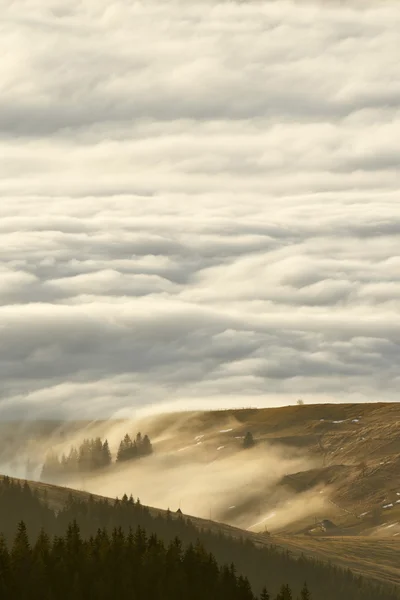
[2,403,399,538]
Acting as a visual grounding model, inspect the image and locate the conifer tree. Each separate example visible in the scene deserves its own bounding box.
[260,586,270,600]
[276,584,293,600]
[102,439,112,467]
[243,431,255,449]
[300,582,311,600]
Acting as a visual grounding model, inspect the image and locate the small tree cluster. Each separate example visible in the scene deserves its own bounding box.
[41,437,111,481]
[40,432,152,482]
[116,432,152,462]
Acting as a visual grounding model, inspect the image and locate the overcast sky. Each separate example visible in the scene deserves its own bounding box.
[1,0,399,419]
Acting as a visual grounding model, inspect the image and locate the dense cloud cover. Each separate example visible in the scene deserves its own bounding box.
[1,0,399,418]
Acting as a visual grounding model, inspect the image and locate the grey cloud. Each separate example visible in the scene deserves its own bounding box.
[0,0,399,417]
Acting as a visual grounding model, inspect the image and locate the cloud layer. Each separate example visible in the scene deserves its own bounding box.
[1,0,399,418]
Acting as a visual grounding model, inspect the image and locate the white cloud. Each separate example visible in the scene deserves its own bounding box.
[0,0,399,417]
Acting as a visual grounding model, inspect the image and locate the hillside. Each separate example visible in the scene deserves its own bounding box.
[139,402,400,533]
[1,474,399,600]
[1,403,399,589]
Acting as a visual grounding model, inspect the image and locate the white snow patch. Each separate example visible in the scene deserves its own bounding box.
[194,435,204,441]
[352,419,359,423]
[228,506,236,510]
[217,446,225,451]
[219,428,233,433]
[395,499,400,504]
[333,420,344,424]
[359,512,369,517]
[383,503,393,509]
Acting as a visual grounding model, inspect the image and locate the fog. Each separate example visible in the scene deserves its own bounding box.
[0,413,332,532]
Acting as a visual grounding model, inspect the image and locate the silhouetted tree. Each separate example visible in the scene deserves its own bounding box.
[102,440,112,467]
[243,432,255,449]
[260,586,270,600]
[300,582,311,600]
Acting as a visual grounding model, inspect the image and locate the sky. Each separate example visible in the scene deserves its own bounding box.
[1,0,399,419]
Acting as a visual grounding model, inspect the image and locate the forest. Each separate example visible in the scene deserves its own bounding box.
[40,432,153,481]
[0,477,399,600]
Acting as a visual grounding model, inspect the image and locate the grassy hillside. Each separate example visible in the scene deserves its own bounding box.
[1,402,399,590]
[2,473,399,590]
[141,402,400,530]
[1,474,399,600]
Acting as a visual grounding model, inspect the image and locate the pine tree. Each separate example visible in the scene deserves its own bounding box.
[93,437,104,469]
[300,582,311,600]
[141,434,153,456]
[276,584,292,600]
[102,439,112,467]
[260,586,270,600]
[243,431,255,449]
[11,520,31,594]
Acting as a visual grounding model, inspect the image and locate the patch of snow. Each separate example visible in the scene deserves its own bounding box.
[196,441,203,446]
[386,523,397,528]
[359,512,369,517]
[194,435,204,441]
[332,420,344,424]
[217,446,225,451]
[396,492,400,496]
[395,499,400,504]
[219,428,233,433]
[352,419,359,423]
[228,506,236,510]
[320,419,324,422]
[234,436,244,439]
[178,447,189,452]
[383,503,393,509]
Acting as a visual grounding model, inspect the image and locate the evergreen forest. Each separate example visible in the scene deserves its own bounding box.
[0,477,399,600]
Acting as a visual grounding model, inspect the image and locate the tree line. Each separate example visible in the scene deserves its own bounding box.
[0,477,399,600]
[0,517,314,600]
[40,432,153,482]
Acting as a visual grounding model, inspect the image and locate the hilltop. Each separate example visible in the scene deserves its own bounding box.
[138,402,400,532]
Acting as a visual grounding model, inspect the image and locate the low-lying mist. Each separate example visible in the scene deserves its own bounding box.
[0,413,330,532]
